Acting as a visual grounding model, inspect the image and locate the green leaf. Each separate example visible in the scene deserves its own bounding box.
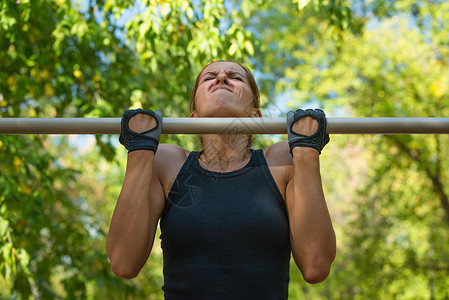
[0,218,9,237]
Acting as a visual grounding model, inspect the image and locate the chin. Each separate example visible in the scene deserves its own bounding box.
[195,105,255,118]
[206,112,249,118]
[199,108,237,118]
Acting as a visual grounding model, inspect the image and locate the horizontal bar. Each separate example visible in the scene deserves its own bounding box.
[0,117,448,134]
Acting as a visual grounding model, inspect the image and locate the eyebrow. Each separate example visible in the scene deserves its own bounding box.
[200,71,246,79]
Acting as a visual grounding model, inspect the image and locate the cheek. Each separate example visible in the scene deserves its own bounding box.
[194,85,206,101]
[196,82,211,96]
[243,87,254,104]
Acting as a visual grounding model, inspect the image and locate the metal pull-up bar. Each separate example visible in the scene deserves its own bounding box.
[0,117,448,134]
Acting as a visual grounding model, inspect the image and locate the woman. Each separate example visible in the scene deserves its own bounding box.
[106,61,336,299]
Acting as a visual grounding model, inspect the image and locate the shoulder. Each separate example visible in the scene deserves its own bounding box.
[263,140,293,167]
[154,143,189,169]
[153,144,190,186]
[156,143,190,160]
[262,141,293,199]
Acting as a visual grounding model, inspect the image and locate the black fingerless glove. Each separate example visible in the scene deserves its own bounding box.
[119,109,163,153]
[286,108,330,155]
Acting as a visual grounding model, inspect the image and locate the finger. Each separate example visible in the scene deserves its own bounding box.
[292,116,319,136]
[129,113,157,133]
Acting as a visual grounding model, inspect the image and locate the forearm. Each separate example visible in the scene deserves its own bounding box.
[288,147,336,282]
[106,150,156,278]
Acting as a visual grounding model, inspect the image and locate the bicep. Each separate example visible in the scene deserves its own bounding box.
[144,144,187,255]
[265,141,293,201]
[148,174,166,228]
[143,157,167,259]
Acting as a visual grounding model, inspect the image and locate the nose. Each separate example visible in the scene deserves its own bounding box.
[216,71,229,84]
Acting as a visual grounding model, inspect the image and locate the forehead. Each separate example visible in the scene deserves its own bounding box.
[201,61,247,75]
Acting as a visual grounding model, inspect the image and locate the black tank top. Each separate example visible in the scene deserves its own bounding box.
[160,149,291,299]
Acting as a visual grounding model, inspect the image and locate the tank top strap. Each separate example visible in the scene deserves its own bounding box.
[174,151,201,181]
[252,149,288,217]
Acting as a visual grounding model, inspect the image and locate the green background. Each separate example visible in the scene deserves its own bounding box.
[1,0,448,298]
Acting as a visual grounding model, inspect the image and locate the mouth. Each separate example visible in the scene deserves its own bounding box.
[211,86,232,93]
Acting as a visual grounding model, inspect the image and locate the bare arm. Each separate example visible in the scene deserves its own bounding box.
[106,112,165,279]
[106,150,165,279]
[285,147,336,284]
[284,112,336,283]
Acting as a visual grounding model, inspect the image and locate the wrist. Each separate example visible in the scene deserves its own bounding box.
[291,146,320,158]
[128,149,156,158]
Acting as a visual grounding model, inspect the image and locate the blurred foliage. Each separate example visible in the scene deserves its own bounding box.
[250,1,449,298]
[1,0,449,298]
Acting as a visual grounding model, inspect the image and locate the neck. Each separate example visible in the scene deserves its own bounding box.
[199,134,252,172]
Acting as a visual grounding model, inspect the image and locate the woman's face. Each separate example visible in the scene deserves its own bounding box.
[191,61,261,118]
